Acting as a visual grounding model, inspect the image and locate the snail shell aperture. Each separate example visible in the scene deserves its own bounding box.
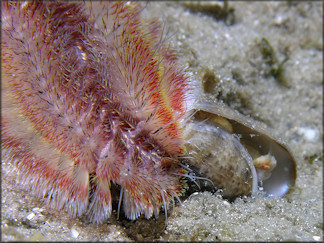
[183,101,297,198]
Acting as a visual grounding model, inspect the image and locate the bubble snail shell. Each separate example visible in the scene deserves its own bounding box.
[182,101,297,199]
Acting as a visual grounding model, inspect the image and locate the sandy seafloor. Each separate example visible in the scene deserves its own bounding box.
[1,1,323,241]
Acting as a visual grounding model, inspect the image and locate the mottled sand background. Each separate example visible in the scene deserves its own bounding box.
[2,1,323,241]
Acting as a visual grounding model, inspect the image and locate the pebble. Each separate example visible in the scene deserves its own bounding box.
[298,127,317,141]
[71,228,80,239]
[26,212,35,221]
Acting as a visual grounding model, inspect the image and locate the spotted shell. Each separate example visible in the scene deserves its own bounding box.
[183,101,297,198]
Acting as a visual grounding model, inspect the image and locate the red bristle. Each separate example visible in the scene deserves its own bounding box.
[1,1,191,223]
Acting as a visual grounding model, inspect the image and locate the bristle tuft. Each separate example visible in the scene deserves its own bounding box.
[2,1,190,223]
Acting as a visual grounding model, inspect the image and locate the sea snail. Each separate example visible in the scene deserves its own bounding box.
[183,101,297,199]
